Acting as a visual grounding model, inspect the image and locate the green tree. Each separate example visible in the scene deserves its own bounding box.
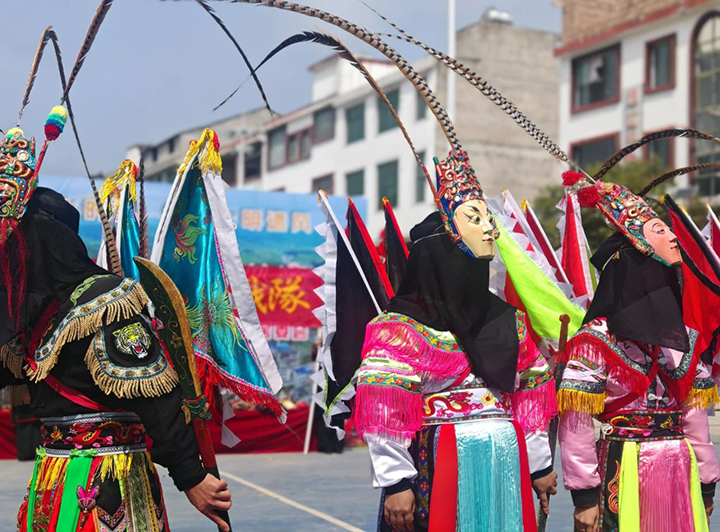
[529,158,700,252]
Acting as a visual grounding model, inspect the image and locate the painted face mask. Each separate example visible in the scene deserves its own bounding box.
[562,171,680,267]
[0,129,38,242]
[434,150,499,259]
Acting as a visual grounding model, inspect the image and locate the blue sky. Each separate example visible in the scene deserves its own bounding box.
[2,1,560,177]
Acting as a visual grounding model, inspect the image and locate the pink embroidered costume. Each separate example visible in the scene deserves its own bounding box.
[558,168,720,532]
[355,309,557,532]
[558,318,720,532]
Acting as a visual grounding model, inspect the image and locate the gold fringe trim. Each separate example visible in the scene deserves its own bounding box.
[177,128,222,178]
[29,281,150,383]
[84,332,178,400]
[0,343,24,379]
[685,385,720,410]
[557,388,606,415]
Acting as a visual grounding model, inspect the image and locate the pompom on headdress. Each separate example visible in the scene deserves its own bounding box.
[562,170,665,262]
[0,104,67,244]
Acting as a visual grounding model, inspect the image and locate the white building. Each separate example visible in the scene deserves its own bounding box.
[557,0,720,197]
[130,11,560,238]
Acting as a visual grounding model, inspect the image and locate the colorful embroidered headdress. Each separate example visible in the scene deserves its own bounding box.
[560,129,720,265]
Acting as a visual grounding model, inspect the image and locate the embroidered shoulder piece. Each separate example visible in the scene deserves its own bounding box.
[85,316,178,399]
[30,277,149,383]
[0,333,25,379]
[355,312,467,445]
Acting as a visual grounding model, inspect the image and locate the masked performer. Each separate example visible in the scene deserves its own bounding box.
[557,171,720,532]
[355,152,557,532]
[0,113,232,532]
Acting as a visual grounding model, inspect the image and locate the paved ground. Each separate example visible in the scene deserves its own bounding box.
[3,445,720,532]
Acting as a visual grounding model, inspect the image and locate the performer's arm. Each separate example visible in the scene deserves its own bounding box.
[128,389,206,491]
[682,364,720,500]
[556,350,607,507]
[355,352,422,491]
[366,438,417,491]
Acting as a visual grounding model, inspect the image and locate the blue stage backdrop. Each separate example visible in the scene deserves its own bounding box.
[41,176,363,268]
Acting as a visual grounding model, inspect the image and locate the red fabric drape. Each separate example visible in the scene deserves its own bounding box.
[0,409,16,459]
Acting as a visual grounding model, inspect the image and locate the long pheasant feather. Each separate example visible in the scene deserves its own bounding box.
[224,0,462,157]
[61,0,114,104]
[194,0,274,117]
[254,31,431,188]
[138,157,149,259]
[639,162,720,197]
[595,128,720,181]
[18,27,56,126]
[357,0,569,164]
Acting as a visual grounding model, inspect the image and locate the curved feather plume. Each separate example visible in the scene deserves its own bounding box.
[357,0,569,164]
[251,30,431,185]
[60,0,114,104]
[194,0,275,117]
[138,157,149,259]
[639,162,720,197]
[595,128,720,181]
[17,27,55,126]
[46,2,122,276]
[226,0,462,161]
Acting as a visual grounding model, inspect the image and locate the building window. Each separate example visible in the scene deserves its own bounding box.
[571,134,618,169]
[268,127,286,169]
[416,91,427,120]
[346,103,365,144]
[346,169,364,197]
[645,34,675,94]
[379,89,400,133]
[287,134,300,163]
[313,107,335,143]
[643,133,674,170]
[571,45,620,112]
[378,160,399,209]
[286,129,312,164]
[244,142,262,181]
[222,152,238,187]
[415,151,426,203]
[312,174,334,195]
[693,13,720,196]
[168,137,177,154]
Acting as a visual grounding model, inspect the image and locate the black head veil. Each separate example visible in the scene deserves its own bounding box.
[0,187,108,346]
[387,211,519,392]
[584,232,689,351]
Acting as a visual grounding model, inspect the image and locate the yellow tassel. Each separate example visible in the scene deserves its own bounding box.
[0,342,23,378]
[29,281,150,383]
[99,159,138,207]
[177,128,222,178]
[557,388,606,415]
[685,385,720,410]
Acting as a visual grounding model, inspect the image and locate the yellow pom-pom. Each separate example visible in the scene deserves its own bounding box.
[6,128,24,139]
[50,105,68,120]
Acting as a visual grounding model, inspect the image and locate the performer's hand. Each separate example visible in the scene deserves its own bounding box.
[185,473,233,532]
[704,496,714,523]
[573,504,599,532]
[384,489,415,532]
[531,470,558,515]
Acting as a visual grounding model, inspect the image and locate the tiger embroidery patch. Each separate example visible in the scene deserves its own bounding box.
[113,322,151,359]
